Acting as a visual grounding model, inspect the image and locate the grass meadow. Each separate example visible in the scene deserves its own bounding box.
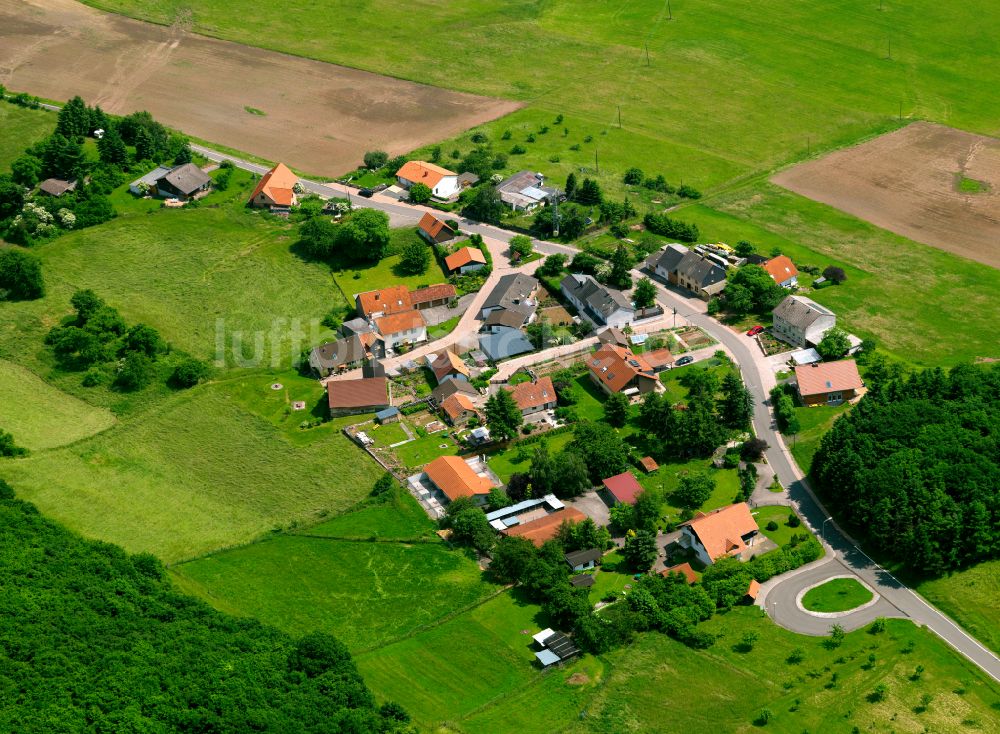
[303,490,436,540]
[916,561,1000,655]
[789,402,852,474]
[0,103,55,168]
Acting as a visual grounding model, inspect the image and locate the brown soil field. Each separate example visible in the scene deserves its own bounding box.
[772,122,1000,270]
[0,0,520,174]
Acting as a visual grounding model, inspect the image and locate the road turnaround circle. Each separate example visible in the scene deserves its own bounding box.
[795,574,880,618]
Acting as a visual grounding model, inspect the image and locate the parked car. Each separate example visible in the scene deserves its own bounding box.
[358,188,375,198]
[675,355,694,366]
[746,325,765,336]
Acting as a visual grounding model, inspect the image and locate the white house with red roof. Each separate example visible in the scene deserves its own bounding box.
[248,162,298,211]
[679,503,760,566]
[504,376,557,418]
[396,161,460,199]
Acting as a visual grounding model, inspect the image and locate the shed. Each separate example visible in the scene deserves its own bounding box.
[535,649,561,667]
[38,178,76,197]
[565,547,603,571]
[789,348,822,366]
[639,456,659,473]
[375,406,400,424]
[570,574,595,588]
[532,628,555,647]
[601,471,643,506]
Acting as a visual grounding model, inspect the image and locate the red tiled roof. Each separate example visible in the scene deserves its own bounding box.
[795,359,863,398]
[396,160,457,189]
[662,562,698,585]
[424,455,493,501]
[505,376,555,413]
[683,503,759,561]
[602,472,643,505]
[503,507,587,547]
[410,283,457,306]
[418,212,454,240]
[643,348,674,369]
[639,456,659,473]
[441,392,477,421]
[589,344,656,393]
[249,162,297,207]
[763,255,798,283]
[430,350,470,382]
[375,310,425,336]
[445,246,487,272]
[357,286,411,317]
[746,579,761,600]
[326,377,388,410]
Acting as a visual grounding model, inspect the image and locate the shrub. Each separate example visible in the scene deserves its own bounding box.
[510,144,527,155]
[0,248,45,301]
[766,520,779,532]
[623,167,644,185]
[787,514,801,528]
[362,150,388,169]
[169,358,210,389]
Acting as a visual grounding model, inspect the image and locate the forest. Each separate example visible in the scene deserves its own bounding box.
[812,363,1000,575]
[0,480,412,733]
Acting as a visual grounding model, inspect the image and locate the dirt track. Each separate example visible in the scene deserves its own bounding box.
[773,122,1000,270]
[0,0,519,175]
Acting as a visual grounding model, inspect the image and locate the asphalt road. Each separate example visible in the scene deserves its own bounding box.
[193,142,1000,682]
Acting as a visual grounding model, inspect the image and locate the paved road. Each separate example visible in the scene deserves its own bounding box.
[194,142,1000,682]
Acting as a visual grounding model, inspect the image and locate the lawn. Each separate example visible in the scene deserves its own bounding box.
[487,430,574,483]
[789,401,852,473]
[1,381,379,562]
[366,419,409,448]
[170,531,497,651]
[660,356,735,404]
[635,459,741,524]
[0,358,116,450]
[916,560,1000,655]
[753,505,810,549]
[0,102,54,168]
[801,577,874,613]
[331,228,449,298]
[304,490,435,541]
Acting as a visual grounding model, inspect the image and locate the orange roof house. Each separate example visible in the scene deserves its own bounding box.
[441,393,479,425]
[795,359,863,406]
[680,503,760,565]
[396,161,459,198]
[762,255,799,288]
[503,507,587,547]
[417,212,456,243]
[424,455,493,504]
[375,310,426,338]
[444,246,488,273]
[356,286,412,318]
[588,344,658,395]
[248,162,298,209]
[504,376,556,416]
[429,350,471,383]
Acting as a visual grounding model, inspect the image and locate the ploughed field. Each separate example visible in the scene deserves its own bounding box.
[0,0,519,175]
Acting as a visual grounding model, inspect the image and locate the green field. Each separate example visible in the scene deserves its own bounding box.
[801,577,874,613]
[1,382,379,562]
[0,103,54,169]
[789,401,852,473]
[304,490,436,541]
[0,358,116,450]
[753,505,809,549]
[332,227,450,298]
[917,561,1000,655]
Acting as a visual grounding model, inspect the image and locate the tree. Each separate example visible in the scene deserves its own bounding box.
[450,508,495,553]
[570,252,601,275]
[70,288,106,323]
[508,235,533,259]
[363,150,388,169]
[643,212,699,242]
[46,326,102,368]
[298,217,339,260]
[720,372,753,429]
[537,253,566,277]
[604,392,630,428]
[633,488,662,532]
[0,428,28,457]
[623,530,658,572]
[55,96,89,139]
[114,351,153,391]
[722,283,753,316]
[133,127,155,163]
[724,264,785,314]
[341,208,391,261]
[542,584,591,630]
[169,358,210,389]
[623,167,644,185]
[121,323,163,357]
[484,388,523,441]
[489,536,537,584]
[0,174,24,222]
[0,248,45,301]
[10,155,43,187]
[740,437,769,462]
[633,277,657,310]
[407,182,432,204]
[506,472,531,502]
[571,421,629,481]
[734,240,755,258]
[487,486,512,511]
[459,147,495,181]
[529,445,557,496]
[553,450,592,497]
[398,238,430,274]
[575,178,603,205]
[96,128,128,166]
[823,265,847,284]
[676,400,726,457]
[173,143,193,165]
[288,631,353,678]
[674,472,715,509]
[607,245,633,289]
[816,327,851,361]
[462,184,504,224]
[564,172,578,200]
[40,134,86,180]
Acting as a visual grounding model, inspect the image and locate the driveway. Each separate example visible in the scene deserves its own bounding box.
[567,491,610,528]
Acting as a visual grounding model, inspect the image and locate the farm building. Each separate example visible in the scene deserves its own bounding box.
[326,377,391,417]
[533,629,580,667]
[396,161,460,199]
[486,494,564,531]
[431,378,480,407]
[308,333,383,376]
[423,455,494,506]
[440,393,479,426]
[503,507,587,547]
[794,359,863,406]
[375,406,400,424]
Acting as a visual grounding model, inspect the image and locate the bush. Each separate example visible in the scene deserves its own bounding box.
[363,150,388,169]
[114,351,153,391]
[510,144,527,155]
[643,212,698,242]
[623,167,644,185]
[408,182,432,204]
[169,358,210,389]
[766,520,779,532]
[0,248,45,301]
[787,514,801,528]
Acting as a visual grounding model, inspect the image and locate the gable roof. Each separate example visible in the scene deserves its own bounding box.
[503,507,587,546]
[396,160,457,189]
[676,250,727,289]
[375,310,426,336]
[310,335,369,370]
[326,377,389,410]
[683,503,759,561]
[159,163,210,195]
[773,295,835,330]
[482,273,539,312]
[746,579,761,600]
[417,212,454,240]
[250,162,297,206]
[639,456,659,473]
[432,378,480,404]
[505,376,555,412]
[597,327,629,346]
[424,455,493,501]
[795,359,863,397]
[441,392,477,421]
[561,274,633,324]
[565,548,603,567]
[357,286,412,316]
[647,243,689,273]
[38,178,76,196]
[589,343,656,393]
[602,472,643,505]
[662,562,698,584]
[410,283,457,306]
[445,246,487,272]
[763,255,798,283]
[429,350,470,382]
[484,307,531,329]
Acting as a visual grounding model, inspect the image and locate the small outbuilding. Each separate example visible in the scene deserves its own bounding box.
[565,548,602,571]
[37,178,77,197]
[601,471,644,506]
[375,406,400,424]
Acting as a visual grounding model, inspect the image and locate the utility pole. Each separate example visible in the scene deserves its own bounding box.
[667,0,673,20]
[617,106,622,128]
[672,307,677,327]
[644,43,650,67]
[887,37,892,59]
[552,187,560,238]
[595,148,599,174]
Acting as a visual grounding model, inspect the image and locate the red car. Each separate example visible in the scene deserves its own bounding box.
[746,325,765,336]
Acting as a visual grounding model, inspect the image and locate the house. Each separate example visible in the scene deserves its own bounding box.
[646,244,689,281]
[480,273,539,322]
[795,359,863,406]
[560,274,636,330]
[308,333,383,376]
[440,392,479,426]
[646,245,726,300]
[423,455,494,506]
[497,171,561,211]
[356,286,412,319]
[249,162,298,210]
[483,309,530,331]
[428,350,470,384]
[503,507,587,546]
[763,255,798,288]
[410,284,456,310]
[396,161,460,199]
[129,166,171,195]
[643,348,675,373]
[479,326,534,362]
[326,377,391,417]
[444,246,487,274]
[533,629,580,667]
[375,406,400,424]
[155,163,211,200]
[431,378,480,407]
[661,562,698,585]
[679,503,760,566]
[504,376,557,417]
[601,472,643,506]
[565,548,602,571]
[639,456,659,473]
[772,295,836,348]
[417,212,455,244]
[588,343,658,395]
[37,178,76,197]
[375,310,427,350]
[597,327,629,347]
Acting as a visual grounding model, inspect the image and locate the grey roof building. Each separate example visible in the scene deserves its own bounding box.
[129,166,171,195]
[772,295,837,348]
[560,274,635,329]
[479,273,539,321]
[646,244,727,300]
[308,334,383,377]
[497,171,561,211]
[479,326,535,362]
[431,378,480,406]
[38,178,77,197]
[150,163,211,200]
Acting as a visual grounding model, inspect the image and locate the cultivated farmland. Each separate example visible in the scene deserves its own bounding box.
[773,122,1000,269]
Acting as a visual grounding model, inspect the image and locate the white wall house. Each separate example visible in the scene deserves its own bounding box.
[396,161,460,199]
[772,295,837,348]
